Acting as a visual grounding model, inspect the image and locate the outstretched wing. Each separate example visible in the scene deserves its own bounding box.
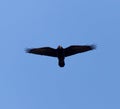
[64,45,96,57]
[26,47,57,57]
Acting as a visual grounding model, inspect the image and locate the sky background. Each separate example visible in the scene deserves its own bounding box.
[0,0,120,109]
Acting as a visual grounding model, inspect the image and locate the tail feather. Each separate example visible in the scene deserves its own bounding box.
[58,59,65,67]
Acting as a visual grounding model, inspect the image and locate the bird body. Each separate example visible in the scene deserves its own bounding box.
[26,45,96,67]
[56,46,65,67]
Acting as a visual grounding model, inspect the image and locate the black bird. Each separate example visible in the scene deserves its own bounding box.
[26,45,96,67]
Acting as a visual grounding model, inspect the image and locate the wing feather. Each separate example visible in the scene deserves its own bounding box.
[26,47,57,57]
[64,45,96,57]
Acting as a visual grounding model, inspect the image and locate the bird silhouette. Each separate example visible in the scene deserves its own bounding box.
[26,45,96,67]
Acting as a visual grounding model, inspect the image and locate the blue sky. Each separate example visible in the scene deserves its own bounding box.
[0,0,120,109]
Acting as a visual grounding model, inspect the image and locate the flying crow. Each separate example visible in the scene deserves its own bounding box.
[26,45,96,67]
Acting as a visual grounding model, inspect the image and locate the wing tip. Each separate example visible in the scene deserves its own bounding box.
[25,48,31,53]
[91,44,97,50]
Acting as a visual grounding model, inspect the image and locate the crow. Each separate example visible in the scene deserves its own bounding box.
[26,45,96,67]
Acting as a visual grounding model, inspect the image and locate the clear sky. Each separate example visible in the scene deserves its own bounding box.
[0,0,120,109]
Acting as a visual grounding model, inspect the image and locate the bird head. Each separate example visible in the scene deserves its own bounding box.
[57,45,63,49]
